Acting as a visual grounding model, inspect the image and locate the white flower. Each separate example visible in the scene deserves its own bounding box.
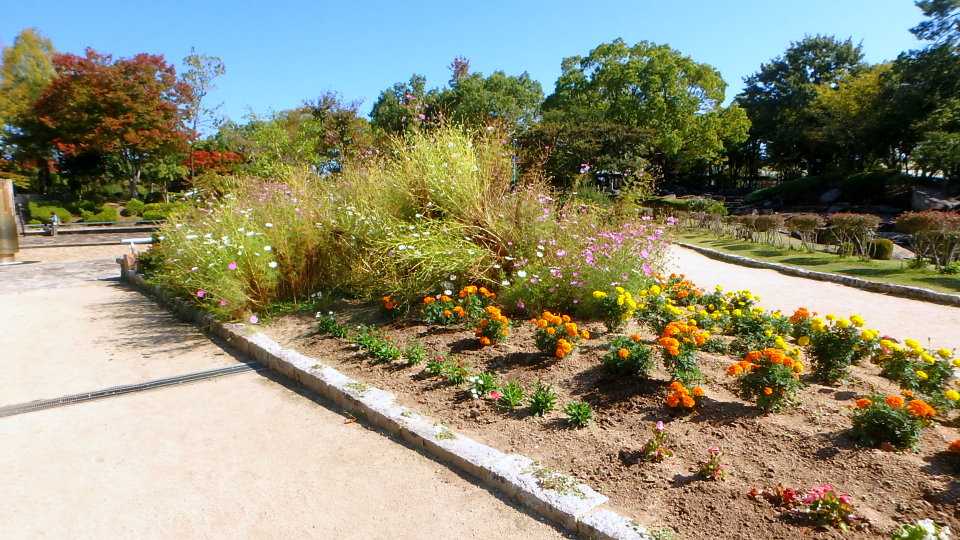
[444,289,453,296]
[449,274,457,281]
[175,223,183,229]
[264,246,272,252]
[265,223,273,228]
[501,280,510,286]
[268,261,278,269]
[536,251,544,258]
[516,270,527,278]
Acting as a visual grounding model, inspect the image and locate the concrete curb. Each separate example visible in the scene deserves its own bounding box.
[676,242,960,308]
[120,268,653,540]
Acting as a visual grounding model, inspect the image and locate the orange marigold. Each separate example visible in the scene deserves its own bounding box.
[950,439,960,454]
[479,336,492,347]
[762,387,773,396]
[617,348,630,360]
[906,399,936,419]
[423,296,435,304]
[855,398,872,409]
[692,386,705,397]
[885,395,904,409]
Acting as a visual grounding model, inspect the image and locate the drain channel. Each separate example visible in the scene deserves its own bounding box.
[0,363,262,418]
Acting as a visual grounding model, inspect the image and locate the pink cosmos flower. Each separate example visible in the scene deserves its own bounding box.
[196,289,206,298]
[227,262,238,270]
[488,390,503,400]
[249,314,259,324]
[219,299,228,307]
[656,421,665,431]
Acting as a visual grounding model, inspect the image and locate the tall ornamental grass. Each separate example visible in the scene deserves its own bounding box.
[146,126,669,319]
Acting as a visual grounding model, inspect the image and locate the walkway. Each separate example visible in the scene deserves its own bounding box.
[669,245,960,350]
[0,246,564,539]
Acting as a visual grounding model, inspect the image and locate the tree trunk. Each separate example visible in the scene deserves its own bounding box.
[129,166,141,199]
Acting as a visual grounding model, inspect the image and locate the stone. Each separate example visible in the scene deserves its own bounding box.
[819,188,842,204]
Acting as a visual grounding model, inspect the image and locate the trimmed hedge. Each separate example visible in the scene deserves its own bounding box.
[141,202,184,221]
[123,199,146,216]
[645,195,727,216]
[745,171,921,206]
[28,201,73,223]
[80,205,120,223]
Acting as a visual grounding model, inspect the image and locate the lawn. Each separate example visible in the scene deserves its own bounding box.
[676,231,960,295]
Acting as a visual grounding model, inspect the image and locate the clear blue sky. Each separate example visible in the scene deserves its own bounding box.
[2,0,927,123]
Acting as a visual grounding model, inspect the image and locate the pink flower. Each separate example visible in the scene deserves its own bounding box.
[196,289,206,298]
[249,314,259,324]
[488,390,503,400]
[227,262,238,270]
[219,299,228,307]
[655,421,665,432]
[707,446,720,456]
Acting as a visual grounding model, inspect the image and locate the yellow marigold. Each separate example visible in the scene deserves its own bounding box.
[937,347,952,359]
[617,348,630,359]
[649,285,662,295]
[916,370,929,381]
[592,290,608,299]
[850,314,865,327]
[944,389,960,402]
[546,327,556,335]
[440,295,452,303]
[580,329,590,340]
[836,319,851,329]
[797,335,810,347]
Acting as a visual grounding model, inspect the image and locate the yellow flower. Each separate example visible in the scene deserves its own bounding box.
[937,348,952,359]
[592,290,608,299]
[732,309,742,317]
[904,338,920,350]
[953,359,960,368]
[774,336,787,349]
[921,352,936,365]
[916,370,929,381]
[615,286,625,294]
[836,319,851,329]
[850,314,865,327]
[945,389,960,401]
[825,314,836,321]
[649,285,662,295]
[797,335,810,347]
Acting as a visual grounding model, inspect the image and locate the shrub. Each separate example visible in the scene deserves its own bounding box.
[745,175,831,205]
[532,310,589,359]
[727,348,804,412]
[849,394,935,450]
[875,338,957,409]
[475,306,510,347]
[602,335,654,377]
[498,380,526,409]
[590,287,637,332]
[564,401,593,428]
[80,205,119,223]
[528,382,558,416]
[27,201,72,223]
[785,213,825,251]
[808,315,879,384]
[895,210,960,270]
[656,320,709,384]
[421,293,462,325]
[141,202,184,221]
[827,213,881,259]
[124,198,146,216]
[353,326,402,363]
[697,447,725,481]
[867,238,894,260]
[442,358,470,385]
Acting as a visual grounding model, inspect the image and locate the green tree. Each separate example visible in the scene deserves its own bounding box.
[537,39,747,183]
[911,0,960,46]
[369,74,432,134]
[181,48,226,177]
[738,35,865,175]
[0,28,56,189]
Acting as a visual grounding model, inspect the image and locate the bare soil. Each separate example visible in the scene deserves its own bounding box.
[266,306,960,540]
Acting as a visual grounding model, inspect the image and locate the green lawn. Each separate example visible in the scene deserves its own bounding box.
[676,231,960,295]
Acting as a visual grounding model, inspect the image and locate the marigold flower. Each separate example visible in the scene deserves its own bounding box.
[762,387,773,396]
[580,330,590,340]
[630,333,643,343]
[855,398,872,409]
[564,322,579,337]
[797,335,810,346]
[442,309,452,318]
[479,336,492,347]
[885,395,904,408]
[944,389,960,401]
[681,395,695,408]
[950,439,960,454]
[665,394,680,407]
[423,296,435,304]
[907,399,936,419]
[617,348,630,360]
[916,370,929,381]
[692,386,705,397]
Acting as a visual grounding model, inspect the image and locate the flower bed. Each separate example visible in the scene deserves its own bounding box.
[261,278,959,540]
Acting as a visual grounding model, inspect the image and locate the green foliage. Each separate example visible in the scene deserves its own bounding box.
[528,381,558,416]
[892,519,953,540]
[80,204,119,222]
[731,350,804,412]
[315,313,348,338]
[402,341,427,365]
[645,195,727,216]
[498,380,526,409]
[124,198,145,216]
[141,202,184,221]
[27,201,72,223]
[442,358,470,385]
[467,371,499,399]
[602,336,654,378]
[867,238,894,260]
[353,325,401,363]
[564,401,593,428]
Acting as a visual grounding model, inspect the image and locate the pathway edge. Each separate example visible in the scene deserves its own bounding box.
[676,242,960,307]
[119,265,653,540]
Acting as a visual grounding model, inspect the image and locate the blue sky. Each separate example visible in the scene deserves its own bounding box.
[2,0,926,123]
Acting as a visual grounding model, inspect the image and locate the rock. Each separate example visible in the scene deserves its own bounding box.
[912,188,960,211]
[820,188,843,204]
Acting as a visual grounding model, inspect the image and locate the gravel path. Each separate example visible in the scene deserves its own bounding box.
[1,255,565,539]
[669,245,960,350]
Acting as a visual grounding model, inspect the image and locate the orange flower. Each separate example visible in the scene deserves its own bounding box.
[617,348,630,360]
[630,333,643,343]
[692,386,705,397]
[453,306,466,317]
[535,318,548,329]
[479,336,492,347]
[902,390,914,399]
[423,296,435,305]
[440,295,452,303]
[854,398,872,409]
[762,387,773,396]
[564,322,579,337]
[906,399,936,419]
[789,308,810,324]
[726,363,743,376]
[546,327,556,335]
[885,395,904,409]
[665,394,680,407]
[950,439,960,454]
[580,330,590,340]
[681,395,695,408]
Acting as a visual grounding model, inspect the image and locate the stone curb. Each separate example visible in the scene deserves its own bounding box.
[676,242,960,308]
[119,268,653,540]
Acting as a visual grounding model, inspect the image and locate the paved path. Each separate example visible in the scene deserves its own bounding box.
[1,250,564,539]
[669,245,960,350]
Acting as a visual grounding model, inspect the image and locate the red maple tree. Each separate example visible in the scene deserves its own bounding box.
[32,48,193,197]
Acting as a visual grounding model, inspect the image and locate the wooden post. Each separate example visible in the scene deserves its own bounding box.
[0,180,19,264]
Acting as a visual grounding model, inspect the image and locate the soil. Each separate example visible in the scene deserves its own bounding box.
[266,306,960,540]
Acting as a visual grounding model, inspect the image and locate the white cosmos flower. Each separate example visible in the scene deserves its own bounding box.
[517,270,527,278]
[264,246,272,252]
[185,234,198,240]
[265,223,273,228]
[449,274,457,280]
[501,280,510,286]
[268,261,278,269]
[444,289,453,296]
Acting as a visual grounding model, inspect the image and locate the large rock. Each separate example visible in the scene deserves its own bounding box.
[912,188,960,211]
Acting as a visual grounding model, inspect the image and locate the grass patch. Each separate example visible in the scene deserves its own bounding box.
[677,231,960,295]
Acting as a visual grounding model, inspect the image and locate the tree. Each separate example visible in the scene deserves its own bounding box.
[539,39,748,182]
[30,48,193,198]
[737,35,865,175]
[370,75,432,134]
[911,0,960,46]
[181,48,225,177]
[0,28,56,189]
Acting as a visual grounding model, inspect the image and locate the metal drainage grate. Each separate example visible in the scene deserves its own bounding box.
[0,363,262,418]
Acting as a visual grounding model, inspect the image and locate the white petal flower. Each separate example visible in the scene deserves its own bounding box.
[265,223,273,228]
[516,270,527,278]
[264,246,272,252]
[268,261,278,269]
